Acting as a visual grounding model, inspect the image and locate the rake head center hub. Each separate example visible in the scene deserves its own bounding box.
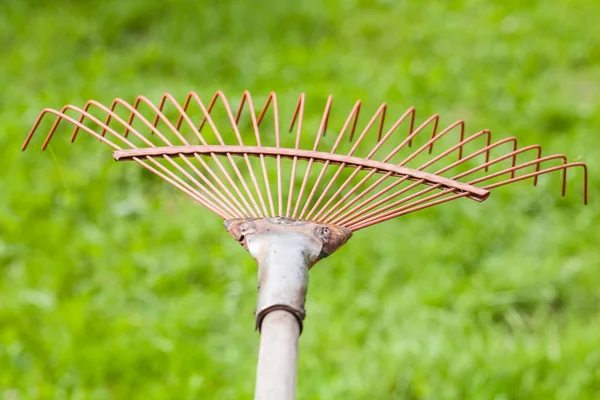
[224,217,352,261]
[225,217,352,332]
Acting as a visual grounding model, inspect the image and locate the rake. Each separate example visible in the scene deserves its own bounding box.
[22,90,588,399]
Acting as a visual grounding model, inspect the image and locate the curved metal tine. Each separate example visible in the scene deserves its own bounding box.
[289,97,359,141]
[340,177,439,227]
[150,94,249,218]
[347,145,523,227]
[130,95,193,145]
[131,155,231,219]
[349,190,469,231]
[286,93,306,218]
[196,91,224,133]
[292,95,333,219]
[248,92,284,215]
[106,93,243,219]
[211,91,269,217]
[350,158,588,231]
[236,91,276,216]
[366,107,416,161]
[311,103,392,221]
[465,154,568,192]
[317,110,439,222]
[333,135,522,226]
[328,129,491,225]
[153,93,205,140]
[344,179,446,228]
[167,95,250,217]
[369,152,568,225]
[255,92,277,130]
[350,144,545,228]
[451,145,549,184]
[53,104,147,150]
[322,108,416,219]
[23,104,231,218]
[189,92,264,217]
[70,98,124,141]
[251,91,285,215]
[396,119,464,167]
[22,108,124,151]
[84,98,242,218]
[118,93,175,138]
[481,162,588,204]
[423,119,466,160]
[258,92,283,216]
[68,95,152,142]
[175,91,206,132]
[170,92,255,216]
[300,100,362,220]
[322,115,466,222]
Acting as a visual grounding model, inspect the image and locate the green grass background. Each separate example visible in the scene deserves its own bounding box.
[1,0,599,398]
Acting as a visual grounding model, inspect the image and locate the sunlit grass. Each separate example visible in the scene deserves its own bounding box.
[1,1,599,399]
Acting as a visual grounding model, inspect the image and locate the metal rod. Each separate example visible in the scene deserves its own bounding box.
[113,145,490,201]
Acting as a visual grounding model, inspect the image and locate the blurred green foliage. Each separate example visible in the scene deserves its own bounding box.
[1,0,599,399]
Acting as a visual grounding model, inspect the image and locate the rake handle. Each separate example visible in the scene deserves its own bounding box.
[224,217,352,400]
[255,311,301,400]
[250,231,316,400]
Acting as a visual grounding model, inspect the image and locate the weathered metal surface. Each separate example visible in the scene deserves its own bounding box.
[113,145,489,201]
[224,217,352,263]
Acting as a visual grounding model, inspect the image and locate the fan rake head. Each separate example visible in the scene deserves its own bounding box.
[22,90,588,234]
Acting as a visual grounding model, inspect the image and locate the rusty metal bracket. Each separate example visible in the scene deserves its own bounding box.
[225,217,352,332]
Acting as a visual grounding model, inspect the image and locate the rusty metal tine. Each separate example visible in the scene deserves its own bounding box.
[175,92,196,132]
[333,136,523,226]
[312,103,391,221]
[79,100,242,218]
[366,107,416,159]
[340,178,432,227]
[351,159,587,230]
[348,102,362,141]
[286,93,306,217]
[188,92,260,215]
[343,143,542,225]
[302,101,362,221]
[288,93,305,134]
[293,95,333,219]
[399,119,464,167]
[50,105,142,150]
[239,90,276,216]
[326,128,484,224]
[134,156,230,219]
[466,155,568,187]
[482,162,587,204]
[158,94,249,218]
[22,108,123,151]
[349,190,467,230]
[212,91,269,217]
[316,108,434,222]
[169,95,252,216]
[321,108,418,222]
[197,91,221,133]
[190,92,264,217]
